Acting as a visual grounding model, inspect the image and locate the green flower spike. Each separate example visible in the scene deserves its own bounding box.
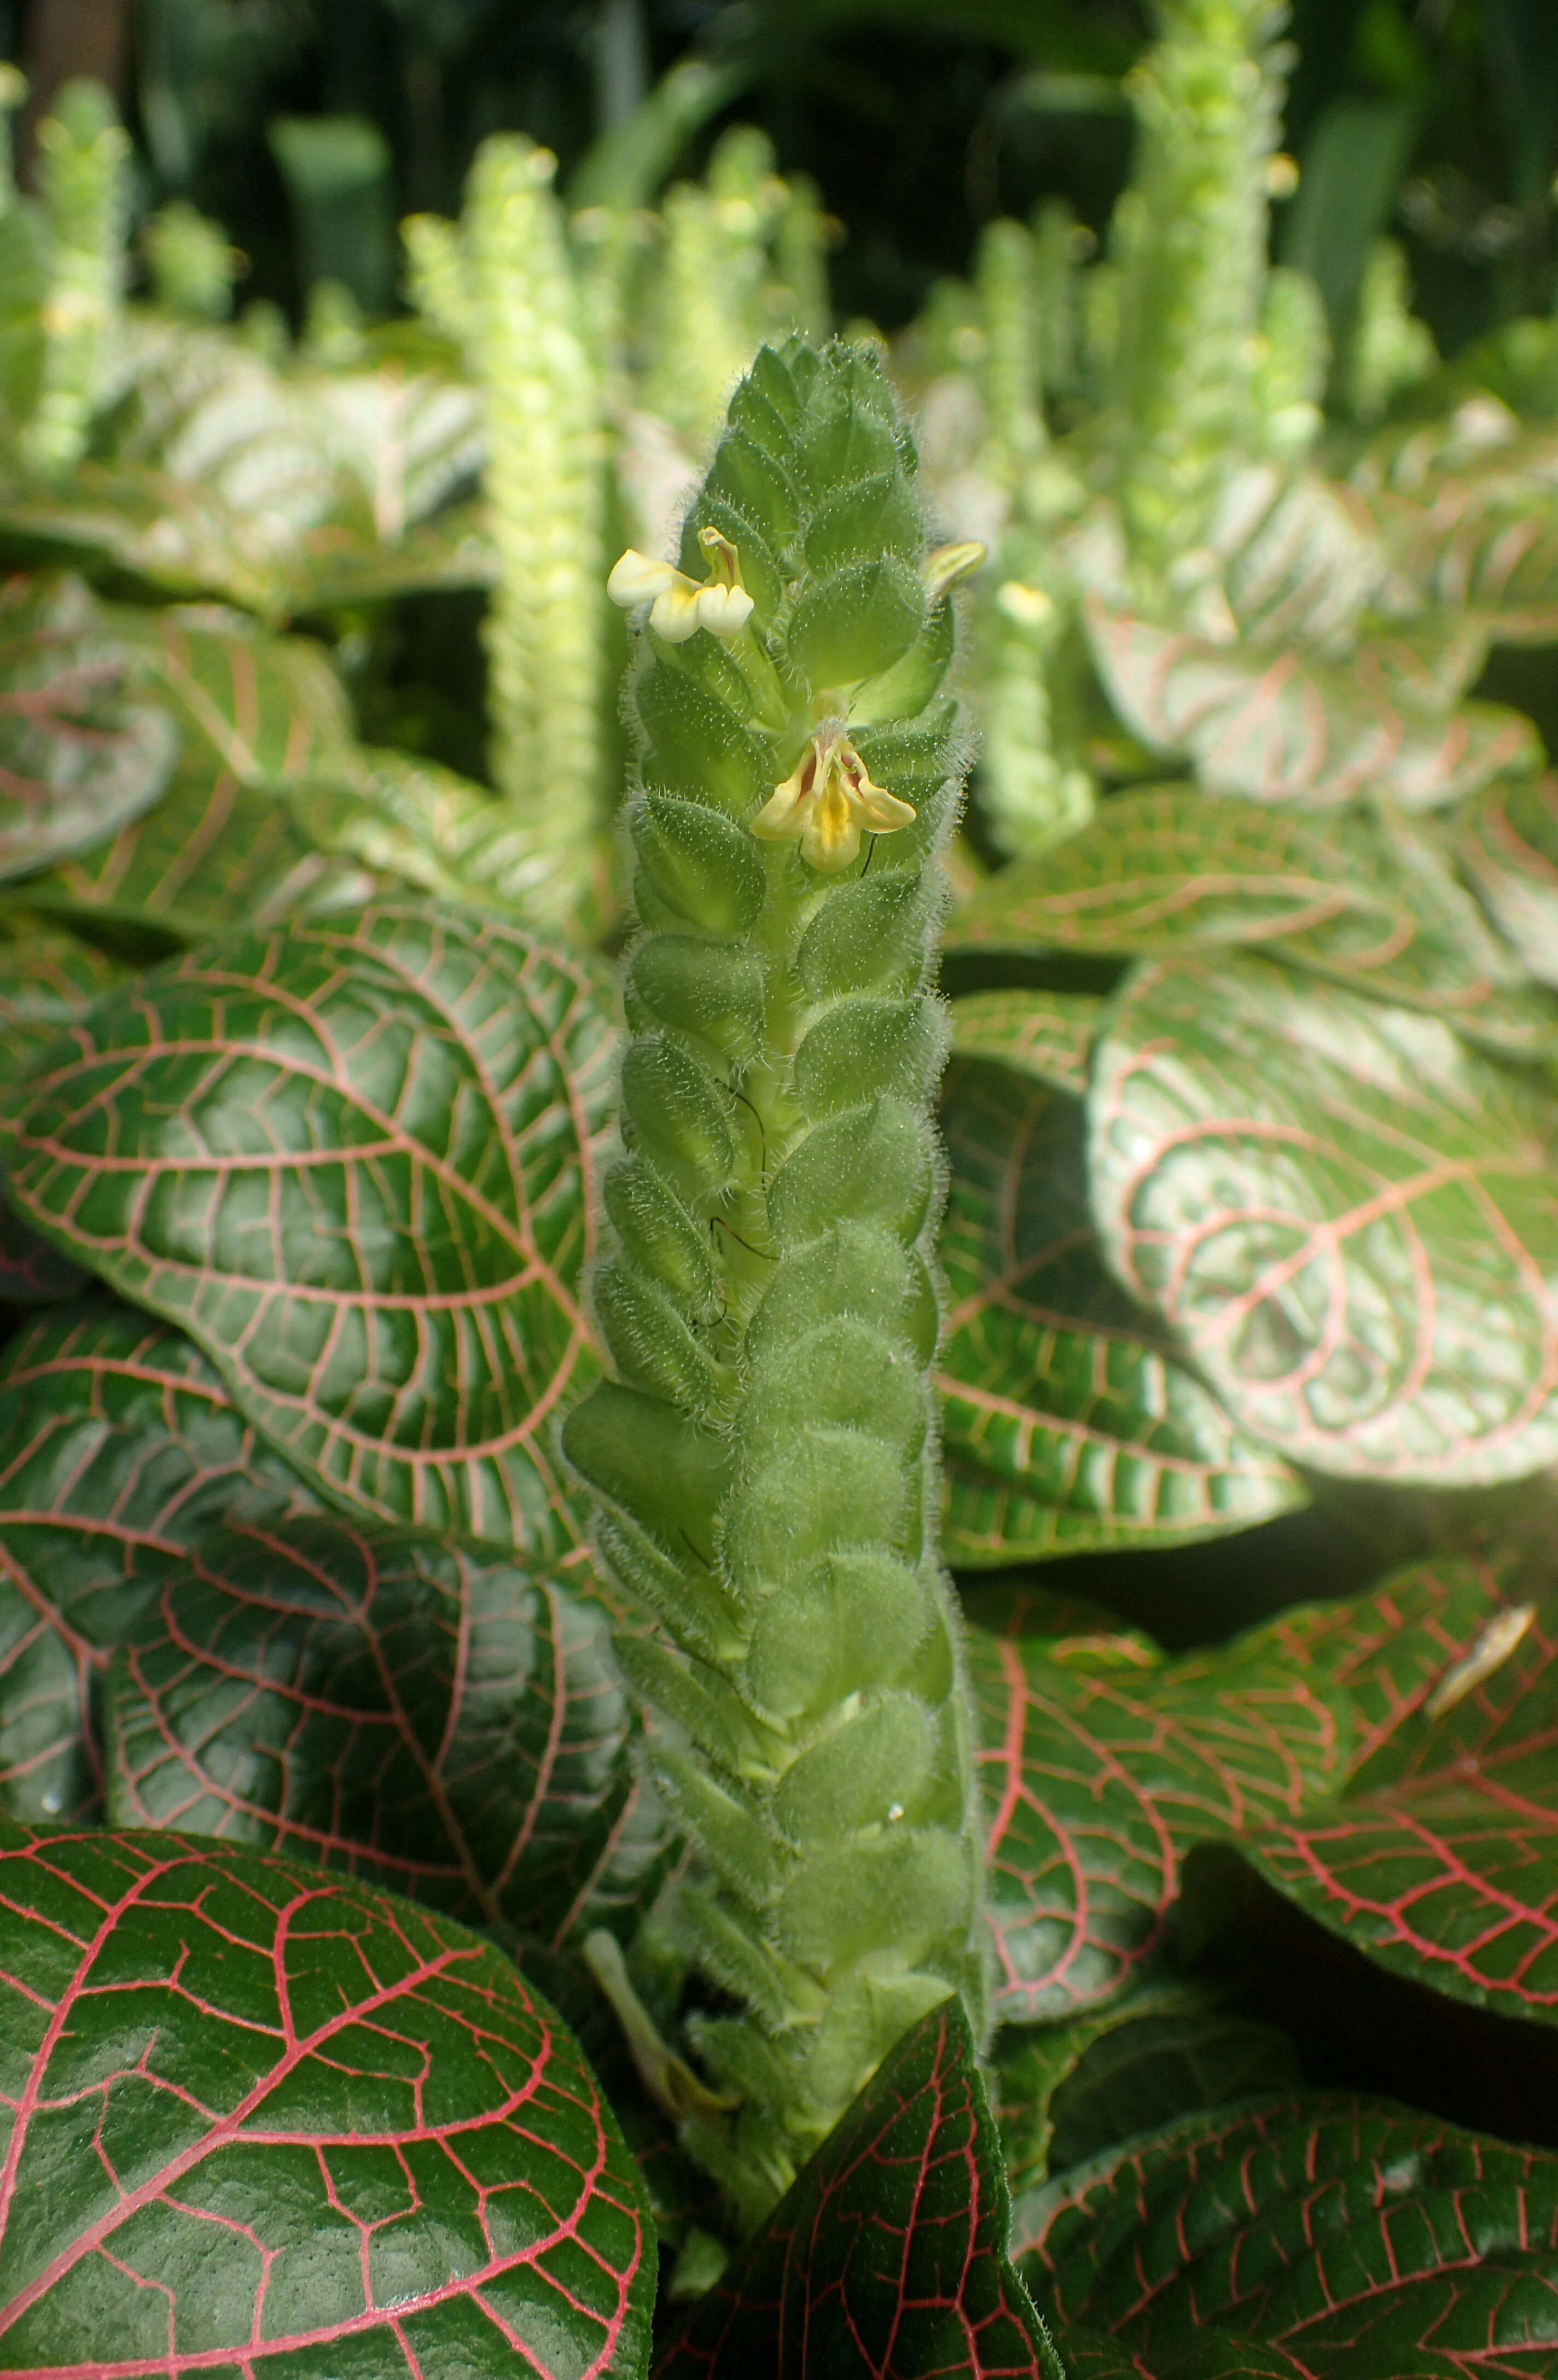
[566,335,991,2234]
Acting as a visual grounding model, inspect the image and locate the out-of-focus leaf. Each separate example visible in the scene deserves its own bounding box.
[289,495,496,611]
[292,746,579,918]
[655,1995,1057,2379]
[1085,599,1538,809]
[947,786,1558,1057]
[1460,772,1558,990]
[105,1512,668,1946]
[25,751,374,938]
[0,1824,657,2376]
[0,573,177,882]
[0,1301,318,1824]
[0,908,127,1079]
[949,988,1102,1098]
[294,363,483,539]
[972,1555,1507,2022]
[1184,1596,1558,2028]
[1089,958,1558,1484]
[1203,465,1387,651]
[938,1059,1303,1567]
[1352,407,1558,641]
[0,463,294,617]
[0,902,614,1556]
[1015,2090,1558,2377]
[113,602,356,785]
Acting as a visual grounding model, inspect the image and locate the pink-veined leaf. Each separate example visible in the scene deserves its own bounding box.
[1184,1595,1558,2028]
[0,901,614,1554]
[0,573,177,881]
[949,989,1103,1099]
[938,1058,1303,1567]
[1085,599,1537,809]
[945,787,1558,1060]
[972,1555,1507,2020]
[0,1824,656,2376]
[0,1300,319,1824]
[655,1995,1059,2380]
[1015,2090,1558,2379]
[111,602,357,787]
[26,749,377,940]
[1460,772,1558,991]
[103,1510,670,1949]
[1088,958,1558,1484]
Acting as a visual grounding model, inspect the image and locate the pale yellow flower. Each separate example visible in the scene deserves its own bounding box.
[606,527,754,644]
[751,725,916,872]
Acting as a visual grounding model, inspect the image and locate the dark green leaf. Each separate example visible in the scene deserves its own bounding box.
[938,1059,1303,1566]
[0,574,177,882]
[1184,1592,1558,2027]
[949,988,1102,1098]
[655,1995,1058,2379]
[0,1300,318,1824]
[105,1511,668,1945]
[1057,2330,1313,2379]
[1015,2090,1558,2377]
[1089,958,1558,1484]
[995,1988,1298,2197]
[946,788,1558,1058]
[1460,772,1558,991]
[1085,599,1538,809]
[0,902,614,1554]
[972,1556,1505,2021]
[0,1823,656,2375]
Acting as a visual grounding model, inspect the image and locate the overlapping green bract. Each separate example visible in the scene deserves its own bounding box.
[565,338,986,2225]
[0,1824,656,2377]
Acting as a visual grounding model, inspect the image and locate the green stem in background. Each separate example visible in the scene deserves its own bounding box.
[1111,0,1292,570]
[408,137,608,933]
[22,77,127,481]
[642,127,787,452]
[142,199,241,323]
[972,218,1094,859]
[566,336,990,2233]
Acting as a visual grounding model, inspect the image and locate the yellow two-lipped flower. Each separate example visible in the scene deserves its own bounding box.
[752,724,916,872]
[606,527,754,644]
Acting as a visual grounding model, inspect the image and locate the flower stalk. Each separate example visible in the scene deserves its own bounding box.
[566,336,989,2231]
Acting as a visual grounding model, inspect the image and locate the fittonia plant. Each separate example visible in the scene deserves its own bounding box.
[565,335,990,2228]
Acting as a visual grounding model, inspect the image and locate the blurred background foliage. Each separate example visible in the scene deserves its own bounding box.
[3,0,1556,365]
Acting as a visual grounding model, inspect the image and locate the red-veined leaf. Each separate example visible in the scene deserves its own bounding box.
[655,1995,1059,2380]
[1088,958,1558,1484]
[0,901,614,1554]
[1184,1595,1558,2027]
[1015,2090,1558,2378]
[0,1300,318,1824]
[0,1823,656,2376]
[104,1510,669,1948]
[972,1556,1507,2020]
[938,1058,1303,1566]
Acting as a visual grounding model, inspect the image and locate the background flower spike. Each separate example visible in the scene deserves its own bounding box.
[566,332,989,2233]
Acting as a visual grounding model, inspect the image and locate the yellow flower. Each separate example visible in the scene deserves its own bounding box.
[606,527,754,644]
[751,725,916,872]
